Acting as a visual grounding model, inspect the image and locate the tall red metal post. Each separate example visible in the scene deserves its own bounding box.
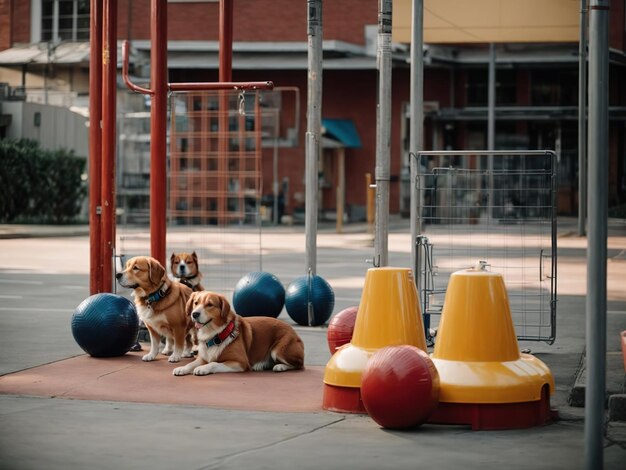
[89,0,103,294]
[101,0,117,292]
[219,0,233,82]
[217,0,234,225]
[150,0,168,265]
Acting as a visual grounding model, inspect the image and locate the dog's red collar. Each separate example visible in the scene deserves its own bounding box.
[205,320,237,347]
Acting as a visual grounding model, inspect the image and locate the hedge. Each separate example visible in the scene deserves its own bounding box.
[0,139,87,223]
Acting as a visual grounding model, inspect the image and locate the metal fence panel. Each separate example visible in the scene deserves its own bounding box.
[414,150,557,344]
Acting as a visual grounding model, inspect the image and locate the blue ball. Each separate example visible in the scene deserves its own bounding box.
[233,271,285,318]
[285,275,335,326]
[71,293,139,357]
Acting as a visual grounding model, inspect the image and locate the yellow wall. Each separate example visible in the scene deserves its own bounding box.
[393,0,580,44]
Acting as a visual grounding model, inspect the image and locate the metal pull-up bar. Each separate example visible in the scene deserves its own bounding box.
[121,42,273,95]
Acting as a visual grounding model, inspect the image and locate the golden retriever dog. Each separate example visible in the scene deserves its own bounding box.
[116,256,194,363]
[173,291,304,376]
[170,251,204,292]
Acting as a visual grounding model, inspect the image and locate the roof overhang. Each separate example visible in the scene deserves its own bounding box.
[0,42,93,66]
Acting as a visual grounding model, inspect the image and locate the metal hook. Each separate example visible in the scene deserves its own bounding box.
[238,91,246,116]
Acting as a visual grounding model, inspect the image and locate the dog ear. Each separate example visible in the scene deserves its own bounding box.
[192,251,198,264]
[185,292,197,316]
[148,258,166,285]
[220,296,231,320]
[170,252,176,264]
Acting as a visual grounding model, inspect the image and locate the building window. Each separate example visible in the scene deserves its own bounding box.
[531,69,578,106]
[466,69,516,106]
[41,0,90,42]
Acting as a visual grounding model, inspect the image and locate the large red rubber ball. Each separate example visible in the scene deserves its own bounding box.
[361,345,440,429]
[327,306,359,354]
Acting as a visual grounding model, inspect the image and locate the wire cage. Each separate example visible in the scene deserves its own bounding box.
[413,150,557,344]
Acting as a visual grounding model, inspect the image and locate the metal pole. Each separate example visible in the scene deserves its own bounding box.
[150,0,168,266]
[219,0,233,82]
[488,44,496,151]
[578,0,588,236]
[585,1,609,468]
[101,0,117,292]
[306,0,322,276]
[89,0,103,294]
[487,43,496,220]
[273,111,280,225]
[410,0,424,280]
[374,0,392,267]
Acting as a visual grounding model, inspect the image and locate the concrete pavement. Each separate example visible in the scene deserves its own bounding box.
[0,217,625,469]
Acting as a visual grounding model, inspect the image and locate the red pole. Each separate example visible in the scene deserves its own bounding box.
[101,0,117,292]
[218,0,233,225]
[150,0,168,265]
[89,0,103,294]
[219,0,233,82]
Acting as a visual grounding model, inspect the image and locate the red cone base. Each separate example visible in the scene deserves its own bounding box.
[427,385,558,430]
[322,383,367,414]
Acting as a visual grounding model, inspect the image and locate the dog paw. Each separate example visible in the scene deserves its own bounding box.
[172,366,189,376]
[168,354,182,363]
[161,349,173,356]
[273,363,293,372]
[193,364,215,375]
[182,350,194,358]
[142,353,157,362]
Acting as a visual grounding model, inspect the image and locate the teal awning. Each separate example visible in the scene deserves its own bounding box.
[321,118,362,148]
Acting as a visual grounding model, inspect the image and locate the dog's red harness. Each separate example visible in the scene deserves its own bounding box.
[205,320,237,347]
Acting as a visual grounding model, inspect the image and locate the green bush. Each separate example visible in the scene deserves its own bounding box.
[0,139,87,223]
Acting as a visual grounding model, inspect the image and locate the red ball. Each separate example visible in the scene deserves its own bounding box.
[361,345,440,429]
[327,306,359,354]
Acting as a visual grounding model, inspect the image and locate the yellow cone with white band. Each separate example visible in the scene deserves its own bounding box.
[323,267,427,412]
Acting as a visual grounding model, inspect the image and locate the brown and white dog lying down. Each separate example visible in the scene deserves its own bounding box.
[173,291,304,376]
[116,256,195,363]
[170,251,204,292]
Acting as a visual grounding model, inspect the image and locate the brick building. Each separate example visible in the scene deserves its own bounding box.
[1,0,625,221]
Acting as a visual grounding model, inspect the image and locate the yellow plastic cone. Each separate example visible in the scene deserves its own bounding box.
[428,263,556,429]
[323,267,427,413]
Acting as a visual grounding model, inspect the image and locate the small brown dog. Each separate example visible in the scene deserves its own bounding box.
[170,251,204,291]
[116,256,195,362]
[173,291,304,376]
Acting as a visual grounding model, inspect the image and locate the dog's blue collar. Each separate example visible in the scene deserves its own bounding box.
[205,321,237,347]
[146,283,168,305]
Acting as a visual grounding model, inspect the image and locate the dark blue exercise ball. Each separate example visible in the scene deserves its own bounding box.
[71,293,139,357]
[233,271,285,318]
[285,274,335,326]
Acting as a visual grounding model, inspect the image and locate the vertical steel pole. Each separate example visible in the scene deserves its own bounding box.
[578,0,588,236]
[306,0,322,276]
[273,111,280,225]
[487,43,496,220]
[585,1,609,468]
[409,0,426,334]
[89,0,103,294]
[150,0,168,265]
[409,0,424,260]
[374,0,392,267]
[101,0,117,292]
[487,44,496,151]
[410,0,424,281]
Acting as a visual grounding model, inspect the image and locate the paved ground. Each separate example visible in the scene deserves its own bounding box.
[0,217,625,469]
